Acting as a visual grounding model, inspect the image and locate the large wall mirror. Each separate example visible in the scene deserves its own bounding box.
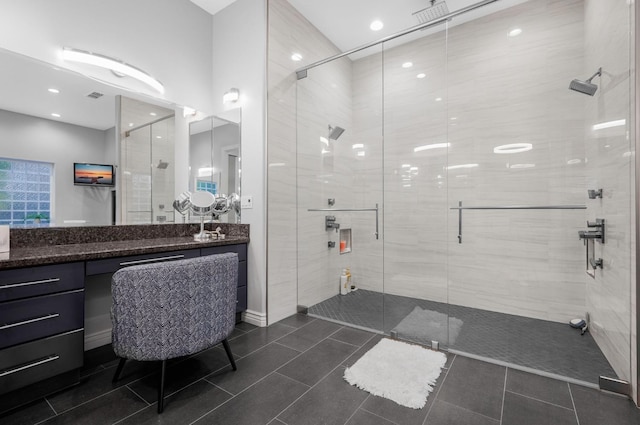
[189,109,241,224]
[0,47,232,227]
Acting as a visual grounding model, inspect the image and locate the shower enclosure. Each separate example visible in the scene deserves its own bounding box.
[118,96,176,224]
[293,0,633,390]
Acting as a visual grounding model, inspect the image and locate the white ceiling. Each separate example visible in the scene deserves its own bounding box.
[286,0,529,58]
[4,0,529,131]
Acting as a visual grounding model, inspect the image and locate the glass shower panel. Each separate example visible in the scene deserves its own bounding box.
[123,125,152,224]
[150,118,175,224]
[444,0,630,387]
[381,29,450,347]
[297,44,385,332]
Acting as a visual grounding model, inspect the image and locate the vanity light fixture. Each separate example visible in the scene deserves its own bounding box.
[61,47,164,94]
[223,88,240,104]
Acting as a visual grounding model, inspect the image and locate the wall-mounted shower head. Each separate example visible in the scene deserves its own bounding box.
[157,160,169,169]
[569,67,602,96]
[412,0,449,24]
[328,125,345,140]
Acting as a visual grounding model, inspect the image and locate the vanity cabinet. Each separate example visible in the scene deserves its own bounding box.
[0,262,85,396]
[201,244,247,312]
[0,241,248,410]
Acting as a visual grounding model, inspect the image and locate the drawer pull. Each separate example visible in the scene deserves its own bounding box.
[119,255,185,266]
[0,313,61,330]
[0,355,60,377]
[0,278,61,290]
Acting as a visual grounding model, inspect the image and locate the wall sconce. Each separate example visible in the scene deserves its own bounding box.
[223,88,240,104]
[61,47,165,94]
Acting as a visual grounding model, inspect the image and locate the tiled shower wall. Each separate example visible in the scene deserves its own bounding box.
[268,0,634,386]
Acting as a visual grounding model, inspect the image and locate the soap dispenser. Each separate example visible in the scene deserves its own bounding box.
[340,269,349,295]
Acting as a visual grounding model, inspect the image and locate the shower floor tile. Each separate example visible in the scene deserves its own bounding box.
[307,289,617,385]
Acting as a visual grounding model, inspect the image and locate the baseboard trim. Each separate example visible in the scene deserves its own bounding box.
[85,328,112,351]
[242,309,267,327]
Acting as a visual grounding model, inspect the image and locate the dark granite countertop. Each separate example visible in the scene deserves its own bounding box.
[0,223,249,270]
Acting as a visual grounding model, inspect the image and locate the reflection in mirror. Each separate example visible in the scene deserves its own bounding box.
[189,110,241,223]
[119,96,175,225]
[0,48,186,227]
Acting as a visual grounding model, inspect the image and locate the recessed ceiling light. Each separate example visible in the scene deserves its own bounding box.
[370,20,384,31]
[51,113,61,118]
[402,62,413,68]
[156,136,162,139]
[417,73,426,79]
[357,151,366,157]
[129,123,134,127]
[508,28,522,37]
[291,53,303,62]
[150,112,157,116]
[48,88,60,94]
[435,97,442,102]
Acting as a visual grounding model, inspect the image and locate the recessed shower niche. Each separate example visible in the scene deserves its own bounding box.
[339,228,351,254]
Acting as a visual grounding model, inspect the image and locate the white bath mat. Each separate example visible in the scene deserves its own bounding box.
[344,338,446,409]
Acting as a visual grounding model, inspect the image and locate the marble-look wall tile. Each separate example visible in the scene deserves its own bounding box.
[583,0,634,384]
[267,0,347,324]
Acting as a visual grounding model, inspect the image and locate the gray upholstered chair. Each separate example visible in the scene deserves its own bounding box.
[110,253,239,413]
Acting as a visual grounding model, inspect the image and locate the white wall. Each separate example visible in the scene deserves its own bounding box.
[0,109,113,225]
[212,0,267,325]
[0,0,214,114]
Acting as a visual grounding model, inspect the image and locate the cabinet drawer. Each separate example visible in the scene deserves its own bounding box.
[0,329,83,395]
[86,249,200,275]
[236,285,247,313]
[0,290,84,349]
[201,244,247,262]
[0,262,84,302]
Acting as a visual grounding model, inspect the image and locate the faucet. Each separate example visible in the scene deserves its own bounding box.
[578,219,605,243]
[325,216,340,232]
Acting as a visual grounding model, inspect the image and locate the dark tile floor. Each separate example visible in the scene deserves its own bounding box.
[308,289,616,384]
[2,315,639,425]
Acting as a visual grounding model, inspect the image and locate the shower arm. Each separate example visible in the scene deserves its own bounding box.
[308,204,379,240]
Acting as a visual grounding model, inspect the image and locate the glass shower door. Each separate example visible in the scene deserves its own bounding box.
[296,44,385,333]
[444,0,631,388]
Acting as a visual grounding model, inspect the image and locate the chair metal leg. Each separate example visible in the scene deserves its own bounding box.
[222,339,237,371]
[112,358,127,383]
[158,360,167,414]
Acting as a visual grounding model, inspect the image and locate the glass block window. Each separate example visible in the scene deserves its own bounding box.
[196,180,217,195]
[0,158,53,225]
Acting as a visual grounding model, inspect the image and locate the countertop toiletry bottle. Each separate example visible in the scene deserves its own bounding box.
[345,268,352,292]
[340,269,349,295]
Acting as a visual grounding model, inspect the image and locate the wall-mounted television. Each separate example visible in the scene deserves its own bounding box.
[73,163,115,187]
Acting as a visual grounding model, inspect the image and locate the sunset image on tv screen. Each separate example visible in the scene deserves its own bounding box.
[74,164,114,185]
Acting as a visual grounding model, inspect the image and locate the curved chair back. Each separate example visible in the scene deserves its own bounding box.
[111,253,238,361]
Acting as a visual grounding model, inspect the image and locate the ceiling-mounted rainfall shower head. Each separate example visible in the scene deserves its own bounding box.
[328,125,345,140]
[569,67,602,96]
[412,0,450,24]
